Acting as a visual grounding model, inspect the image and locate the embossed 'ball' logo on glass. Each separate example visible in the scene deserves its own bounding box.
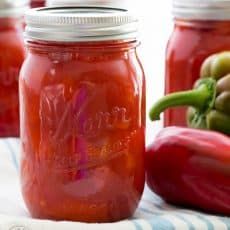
[40,83,131,139]
[39,82,134,171]
[80,107,131,137]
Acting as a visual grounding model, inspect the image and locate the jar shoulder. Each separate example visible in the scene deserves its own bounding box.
[20,51,144,90]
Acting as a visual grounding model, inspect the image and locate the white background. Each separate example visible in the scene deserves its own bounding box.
[135,1,173,144]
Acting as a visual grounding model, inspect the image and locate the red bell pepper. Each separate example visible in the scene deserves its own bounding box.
[146,127,230,215]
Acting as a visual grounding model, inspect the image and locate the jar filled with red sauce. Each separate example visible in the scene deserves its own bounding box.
[20,7,145,222]
[165,0,230,127]
[0,0,27,137]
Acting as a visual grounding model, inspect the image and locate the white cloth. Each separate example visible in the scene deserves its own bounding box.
[0,139,229,230]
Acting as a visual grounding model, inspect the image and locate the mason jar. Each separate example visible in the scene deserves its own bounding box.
[165,0,230,127]
[20,7,146,222]
[0,0,27,137]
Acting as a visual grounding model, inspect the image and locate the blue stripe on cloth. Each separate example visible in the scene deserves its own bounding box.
[219,217,230,230]
[196,215,214,230]
[138,207,207,230]
[132,220,143,230]
[142,198,176,211]
[147,216,175,230]
[174,214,195,230]
[139,207,161,215]
[3,139,18,171]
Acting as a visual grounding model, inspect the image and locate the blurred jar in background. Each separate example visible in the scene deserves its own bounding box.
[0,0,27,137]
[165,0,230,127]
[46,0,129,9]
[31,0,45,8]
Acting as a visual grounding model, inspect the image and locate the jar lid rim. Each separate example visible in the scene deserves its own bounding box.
[25,7,138,42]
[173,0,230,20]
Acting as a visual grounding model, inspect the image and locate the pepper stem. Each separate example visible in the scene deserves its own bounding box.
[150,79,217,121]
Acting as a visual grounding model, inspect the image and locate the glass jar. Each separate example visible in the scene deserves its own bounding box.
[20,7,145,223]
[165,0,230,127]
[0,0,27,137]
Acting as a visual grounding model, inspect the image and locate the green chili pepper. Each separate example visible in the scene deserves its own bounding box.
[150,52,230,135]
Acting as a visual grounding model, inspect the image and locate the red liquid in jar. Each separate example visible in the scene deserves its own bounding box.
[0,18,25,137]
[30,0,45,8]
[165,20,230,127]
[20,40,146,222]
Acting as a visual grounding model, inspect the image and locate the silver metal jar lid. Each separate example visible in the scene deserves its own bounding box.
[0,0,29,18]
[46,0,130,10]
[25,7,138,42]
[173,0,230,20]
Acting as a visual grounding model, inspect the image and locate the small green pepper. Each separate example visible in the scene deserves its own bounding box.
[150,52,230,135]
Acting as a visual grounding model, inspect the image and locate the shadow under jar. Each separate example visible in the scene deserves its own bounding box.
[20,7,146,223]
[165,0,230,127]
